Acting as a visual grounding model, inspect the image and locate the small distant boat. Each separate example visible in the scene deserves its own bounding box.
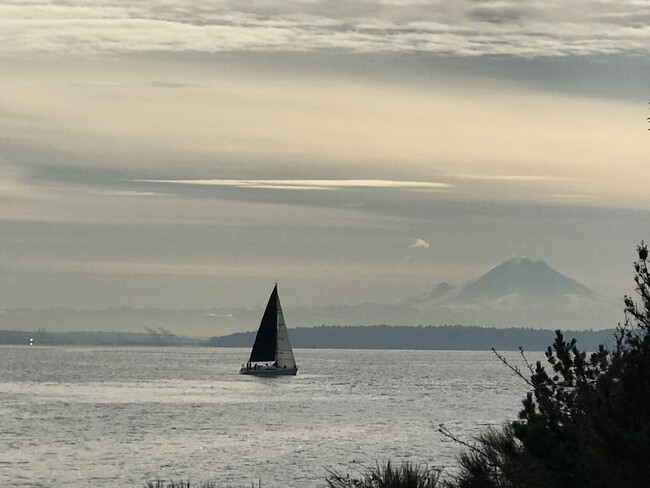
[240,284,298,376]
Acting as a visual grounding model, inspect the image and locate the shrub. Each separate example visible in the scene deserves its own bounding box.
[325,461,441,488]
[145,480,218,488]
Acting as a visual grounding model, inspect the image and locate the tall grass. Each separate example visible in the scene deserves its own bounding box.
[145,480,261,488]
[325,461,441,488]
[146,463,439,488]
[145,481,218,488]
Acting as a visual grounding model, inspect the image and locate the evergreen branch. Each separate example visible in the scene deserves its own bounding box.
[438,424,485,456]
[492,347,533,387]
[519,346,535,376]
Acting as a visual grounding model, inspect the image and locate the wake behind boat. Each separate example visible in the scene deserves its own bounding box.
[240,284,298,376]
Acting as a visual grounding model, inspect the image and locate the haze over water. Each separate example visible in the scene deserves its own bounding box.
[0,346,536,487]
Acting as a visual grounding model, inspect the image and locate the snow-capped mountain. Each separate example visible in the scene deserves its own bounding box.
[405,257,616,328]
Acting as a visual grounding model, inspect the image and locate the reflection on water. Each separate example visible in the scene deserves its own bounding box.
[0,346,537,487]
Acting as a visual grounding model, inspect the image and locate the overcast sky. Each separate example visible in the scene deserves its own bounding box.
[1,0,650,314]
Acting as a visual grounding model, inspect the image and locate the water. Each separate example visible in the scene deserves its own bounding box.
[0,346,537,487]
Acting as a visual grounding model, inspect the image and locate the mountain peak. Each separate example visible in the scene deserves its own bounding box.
[460,257,594,301]
[402,256,603,327]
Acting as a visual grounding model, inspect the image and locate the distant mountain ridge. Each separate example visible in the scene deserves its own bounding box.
[0,257,622,335]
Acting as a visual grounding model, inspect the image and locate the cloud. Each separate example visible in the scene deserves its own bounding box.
[208,313,234,319]
[547,194,594,200]
[454,174,572,182]
[409,238,430,249]
[87,190,167,197]
[2,1,650,58]
[136,179,451,191]
[0,161,39,201]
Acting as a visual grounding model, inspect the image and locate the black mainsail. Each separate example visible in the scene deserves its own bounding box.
[248,285,279,362]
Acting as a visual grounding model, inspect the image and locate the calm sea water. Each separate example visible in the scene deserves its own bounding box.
[0,346,538,487]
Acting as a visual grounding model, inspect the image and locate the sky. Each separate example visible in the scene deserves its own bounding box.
[1,0,650,320]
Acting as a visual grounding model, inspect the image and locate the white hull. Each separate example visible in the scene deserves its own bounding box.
[240,364,298,376]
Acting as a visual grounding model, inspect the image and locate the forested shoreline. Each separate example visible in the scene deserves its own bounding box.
[0,324,615,351]
[209,324,616,352]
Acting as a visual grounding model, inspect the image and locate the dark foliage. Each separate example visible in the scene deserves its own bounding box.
[448,242,650,488]
[325,461,441,488]
[145,481,218,488]
[145,479,264,488]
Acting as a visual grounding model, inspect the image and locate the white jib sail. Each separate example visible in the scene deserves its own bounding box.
[275,297,296,369]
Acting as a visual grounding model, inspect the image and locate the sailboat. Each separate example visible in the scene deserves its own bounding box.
[240,284,298,376]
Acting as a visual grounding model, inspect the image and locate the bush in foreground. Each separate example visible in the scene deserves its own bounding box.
[146,479,263,487]
[325,461,441,488]
[146,481,218,488]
